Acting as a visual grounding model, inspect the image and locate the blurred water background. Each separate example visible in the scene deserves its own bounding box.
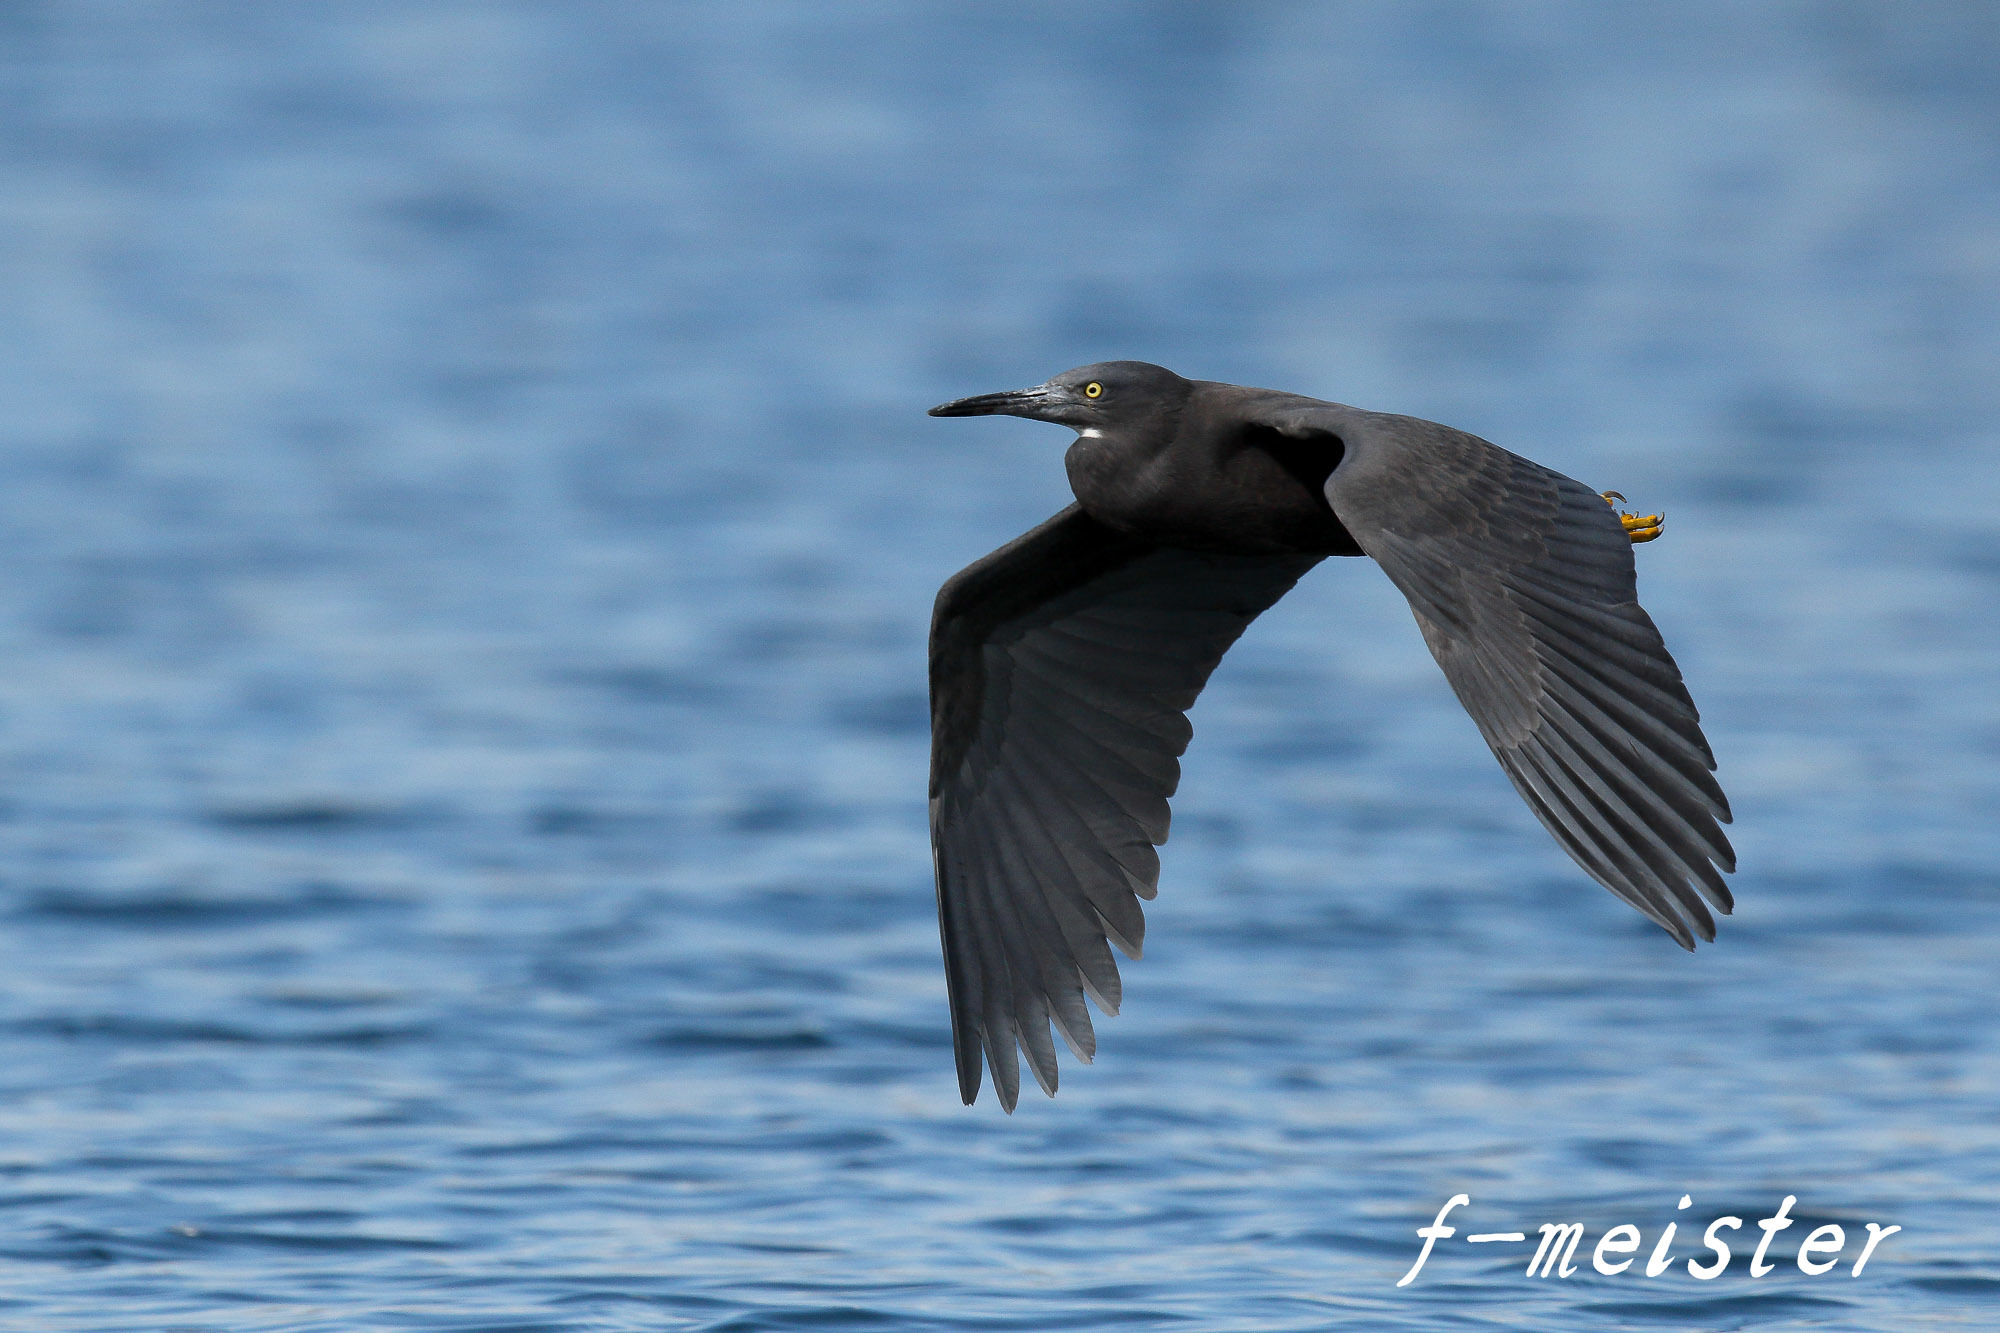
[0,3,1997,1329]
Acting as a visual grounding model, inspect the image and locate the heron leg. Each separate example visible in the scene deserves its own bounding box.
[1601,491,1664,544]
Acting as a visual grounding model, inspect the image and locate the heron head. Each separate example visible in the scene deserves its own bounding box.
[929,361,1190,432]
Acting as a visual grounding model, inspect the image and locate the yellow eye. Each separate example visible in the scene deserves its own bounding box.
[1084,382,1103,399]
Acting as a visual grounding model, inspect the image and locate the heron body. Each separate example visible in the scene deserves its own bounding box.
[1059,367,1362,555]
[927,361,1731,1111]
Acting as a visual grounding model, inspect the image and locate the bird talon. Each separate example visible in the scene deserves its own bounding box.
[1602,491,1665,544]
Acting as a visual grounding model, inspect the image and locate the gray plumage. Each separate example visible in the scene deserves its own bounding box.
[928,361,1732,1111]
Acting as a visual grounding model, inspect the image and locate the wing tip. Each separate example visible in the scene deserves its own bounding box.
[992,1065,1020,1114]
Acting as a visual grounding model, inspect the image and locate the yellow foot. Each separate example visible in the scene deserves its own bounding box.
[1601,491,1665,544]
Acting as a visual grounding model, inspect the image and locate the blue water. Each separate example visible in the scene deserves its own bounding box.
[0,4,1996,1329]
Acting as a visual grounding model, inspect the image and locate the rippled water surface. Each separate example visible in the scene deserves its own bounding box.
[2,4,1998,1329]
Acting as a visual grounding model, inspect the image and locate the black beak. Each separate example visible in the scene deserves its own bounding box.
[929,384,1066,420]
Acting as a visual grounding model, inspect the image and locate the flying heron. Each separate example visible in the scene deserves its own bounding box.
[928,361,1730,1110]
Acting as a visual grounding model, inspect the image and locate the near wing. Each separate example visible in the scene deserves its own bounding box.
[1255,402,1735,949]
[929,504,1320,1109]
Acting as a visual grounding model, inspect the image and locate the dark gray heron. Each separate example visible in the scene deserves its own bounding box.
[928,361,1731,1110]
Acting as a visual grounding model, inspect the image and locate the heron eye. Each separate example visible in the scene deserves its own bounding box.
[1084,382,1103,399]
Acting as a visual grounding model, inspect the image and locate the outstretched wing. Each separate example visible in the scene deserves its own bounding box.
[930,505,1320,1110]
[1255,399,1734,948]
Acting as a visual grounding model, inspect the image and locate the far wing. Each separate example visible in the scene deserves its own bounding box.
[1256,400,1734,947]
[930,505,1320,1109]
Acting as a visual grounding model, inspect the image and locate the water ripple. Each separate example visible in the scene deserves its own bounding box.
[0,5,1992,1331]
